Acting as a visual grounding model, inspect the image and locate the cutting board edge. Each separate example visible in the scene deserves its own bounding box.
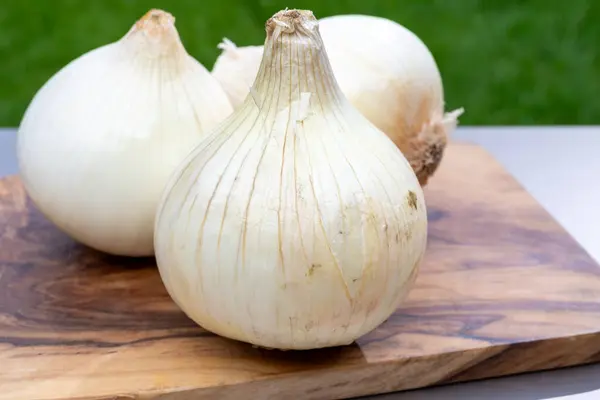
[25,331,595,400]
[62,331,600,400]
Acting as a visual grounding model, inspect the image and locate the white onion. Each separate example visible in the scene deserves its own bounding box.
[155,9,428,350]
[17,9,234,256]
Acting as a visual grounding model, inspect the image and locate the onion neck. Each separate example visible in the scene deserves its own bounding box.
[120,9,187,64]
[250,9,345,114]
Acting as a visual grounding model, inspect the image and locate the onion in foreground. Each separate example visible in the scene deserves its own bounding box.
[155,9,428,350]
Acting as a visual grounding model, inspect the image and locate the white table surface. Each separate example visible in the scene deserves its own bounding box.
[2,126,600,399]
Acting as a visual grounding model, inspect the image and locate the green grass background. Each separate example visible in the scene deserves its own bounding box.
[0,0,598,127]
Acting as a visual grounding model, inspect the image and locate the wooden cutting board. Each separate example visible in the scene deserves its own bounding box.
[1,141,600,400]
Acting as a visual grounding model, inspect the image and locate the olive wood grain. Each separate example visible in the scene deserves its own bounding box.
[1,141,600,400]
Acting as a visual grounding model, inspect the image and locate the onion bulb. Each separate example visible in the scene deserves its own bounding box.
[211,14,464,185]
[16,9,234,257]
[155,9,428,350]
[211,38,264,113]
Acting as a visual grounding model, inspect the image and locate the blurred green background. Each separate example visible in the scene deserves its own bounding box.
[0,0,598,127]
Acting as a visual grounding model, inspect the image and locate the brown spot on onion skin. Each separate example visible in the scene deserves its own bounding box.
[407,191,418,210]
[306,263,321,277]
